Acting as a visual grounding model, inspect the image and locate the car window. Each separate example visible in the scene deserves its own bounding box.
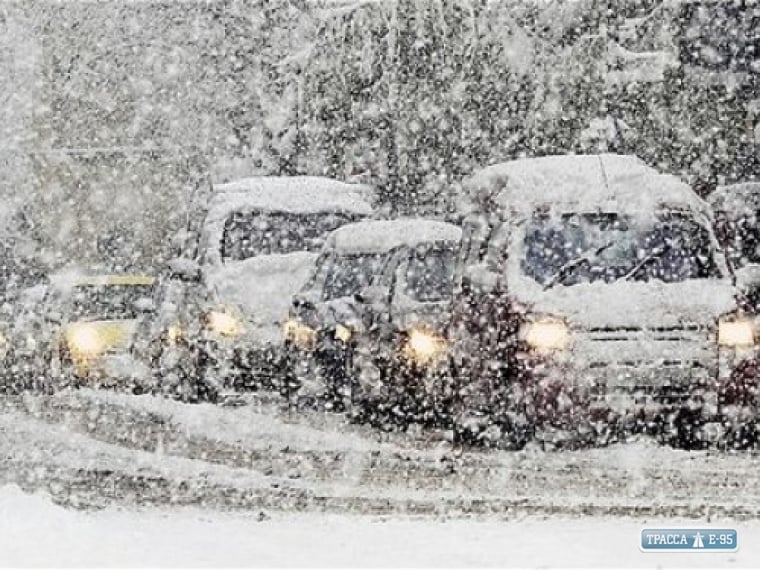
[402,246,457,303]
[322,253,387,300]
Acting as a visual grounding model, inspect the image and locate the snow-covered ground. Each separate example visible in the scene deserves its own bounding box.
[1,485,758,568]
[1,389,760,566]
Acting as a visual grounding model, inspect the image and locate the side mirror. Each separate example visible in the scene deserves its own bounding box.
[354,285,390,305]
[166,258,201,283]
[734,264,760,291]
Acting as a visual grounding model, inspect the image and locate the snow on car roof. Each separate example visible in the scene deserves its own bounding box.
[465,154,709,218]
[707,182,760,216]
[208,176,374,218]
[325,219,462,254]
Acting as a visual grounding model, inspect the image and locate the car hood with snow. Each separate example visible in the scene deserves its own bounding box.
[510,278,738,330]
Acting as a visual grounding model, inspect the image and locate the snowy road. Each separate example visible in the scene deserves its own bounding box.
[1,389,760,519]
[2,389,760,566]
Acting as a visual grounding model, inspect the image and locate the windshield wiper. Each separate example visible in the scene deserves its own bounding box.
[617,240,676,283]
[543,241,615,291]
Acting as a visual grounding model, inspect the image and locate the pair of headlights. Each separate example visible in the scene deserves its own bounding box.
[520,316,758,350]
[282,318,448,364]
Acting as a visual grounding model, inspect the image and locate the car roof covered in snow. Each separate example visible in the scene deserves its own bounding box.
[208,176,374,219]
[707,182,760,216]
[464,154,709,219]
[325,219,462,254]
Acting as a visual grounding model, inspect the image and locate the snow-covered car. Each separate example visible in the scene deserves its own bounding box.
[708,182,760,308]
[157,176,374,399]
[282,219,461,414]
[46,273,157,388]
[448,154,756,450]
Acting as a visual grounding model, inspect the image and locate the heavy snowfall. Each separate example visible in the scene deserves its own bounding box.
[1,0,760,567]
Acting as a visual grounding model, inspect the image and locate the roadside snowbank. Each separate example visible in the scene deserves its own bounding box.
[1,485,757,568]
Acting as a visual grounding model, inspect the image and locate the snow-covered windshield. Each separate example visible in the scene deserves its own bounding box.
[320,253,386,300]
[403,247,456,302]
[69,284,155,321]
[221,211,358,261]
[522,212,721,286]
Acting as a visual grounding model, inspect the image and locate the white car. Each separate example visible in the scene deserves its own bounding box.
[449,154,755,449]
[157,176,375,399]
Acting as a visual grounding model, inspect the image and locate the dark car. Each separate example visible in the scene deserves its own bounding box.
[283,219,461,418]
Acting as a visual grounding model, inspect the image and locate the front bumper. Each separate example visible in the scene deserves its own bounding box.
[458,342,758,437]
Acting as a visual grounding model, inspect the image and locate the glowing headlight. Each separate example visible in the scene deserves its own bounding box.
[403,327,447,364]
[205,311,243,337]
[166,323,183,344]
[66,324,104,356]
[283,318,317,350]
[335,324,352,343]
[718,319,755,347]
[521,319,570,350]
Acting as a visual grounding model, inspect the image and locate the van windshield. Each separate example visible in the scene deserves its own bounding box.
[521,212,721,286]
[221,211,358,261]
[321,253,387,300]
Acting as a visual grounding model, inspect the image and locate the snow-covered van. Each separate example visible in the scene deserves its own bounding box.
[449,154,755,449]
[283,219,461,416]
[160,176,374,398]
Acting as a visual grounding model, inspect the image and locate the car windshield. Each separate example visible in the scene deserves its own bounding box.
[403,247,456,303]
[69,284,155,321]
[221,211,358,261]
[321,253,387,300]
[521,212,721,286]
